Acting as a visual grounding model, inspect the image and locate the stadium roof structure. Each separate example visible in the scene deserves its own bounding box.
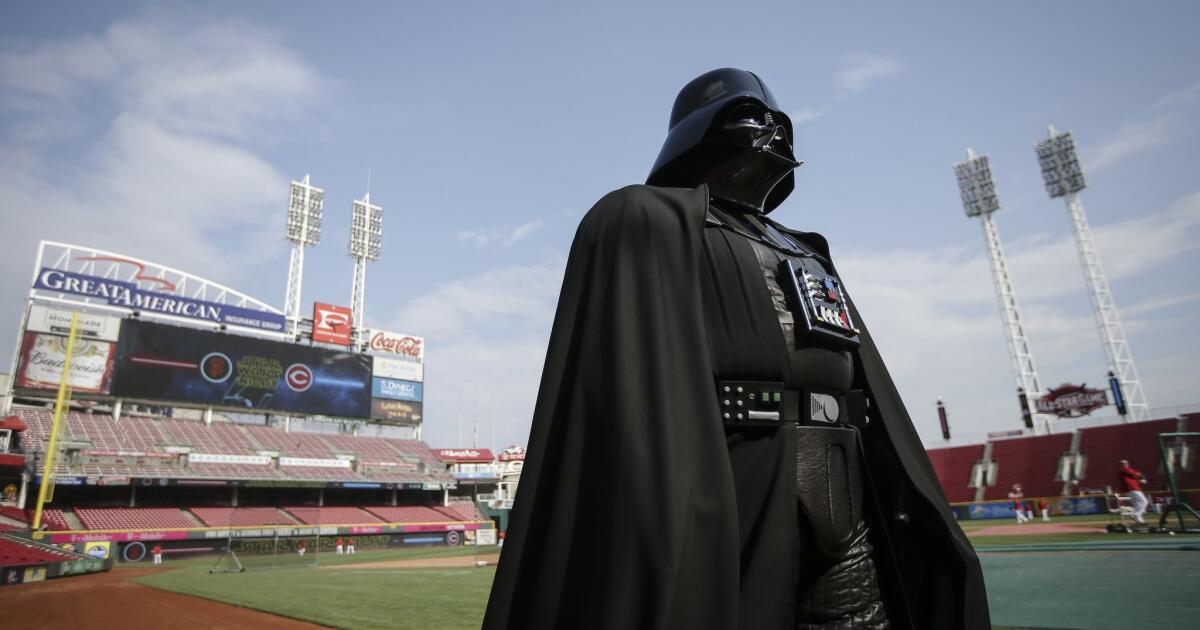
[26,240,287,339]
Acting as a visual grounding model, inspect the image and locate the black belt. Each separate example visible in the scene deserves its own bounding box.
[718,380,867,428]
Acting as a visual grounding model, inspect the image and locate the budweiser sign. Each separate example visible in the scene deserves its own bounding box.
[1036,383,1109,418]
[368,329,424,361]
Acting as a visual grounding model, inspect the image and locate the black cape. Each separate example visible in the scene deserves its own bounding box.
[482,184,990,630]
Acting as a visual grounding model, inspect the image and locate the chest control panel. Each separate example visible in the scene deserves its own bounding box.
[778,258,861,349]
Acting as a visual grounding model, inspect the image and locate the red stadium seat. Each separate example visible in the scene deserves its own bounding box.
[924,444,984,503]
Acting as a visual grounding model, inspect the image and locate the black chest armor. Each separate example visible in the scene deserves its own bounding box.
[702,202,879,586]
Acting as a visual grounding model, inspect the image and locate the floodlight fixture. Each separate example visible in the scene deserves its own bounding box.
[953,147,1000,217]
[286,175,325,245]
[349,194,383,261]
[1035,127,1086,199]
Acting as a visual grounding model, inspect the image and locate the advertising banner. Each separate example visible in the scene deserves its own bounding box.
[26,305,122,342]
[371,399,422,424]
[15,332,116,394]
[433,448,494,462]
[312,303,352,346]
[111,319,371,418]
[34,267,286,332]
[367,329,424,361]
[372,356,424,382]
[372,377,422,402]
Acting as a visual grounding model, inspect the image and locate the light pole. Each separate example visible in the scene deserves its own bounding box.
[348,193,383,346]
[1034,127,1149,422]
[954,148,1053,434]
[284,175,324,338]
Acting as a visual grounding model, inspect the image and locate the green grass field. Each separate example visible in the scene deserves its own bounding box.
[130,530,1200,630]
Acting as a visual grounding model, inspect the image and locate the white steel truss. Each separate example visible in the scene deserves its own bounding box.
[350,257,367,342]
[284,175,323,337]
[979,214,1054,434]
[1063,192,1150,421]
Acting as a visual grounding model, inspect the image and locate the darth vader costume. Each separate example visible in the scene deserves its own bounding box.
[482,69,990,630]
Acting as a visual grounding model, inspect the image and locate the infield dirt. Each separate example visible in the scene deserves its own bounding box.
[0,566,328,629]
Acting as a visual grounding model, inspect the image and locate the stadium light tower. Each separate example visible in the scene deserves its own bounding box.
[285,175,324,337]
[1035,126,1150,422]
[954,148,1054,434]
[348,192,383,342]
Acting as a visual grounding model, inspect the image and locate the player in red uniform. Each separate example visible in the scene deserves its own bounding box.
[335,536,344,554]
[1119,459,1148,524]
[346,537,355,555]
[152,544,163,565]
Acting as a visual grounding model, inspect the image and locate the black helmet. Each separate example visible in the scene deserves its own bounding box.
[647,68,795,213]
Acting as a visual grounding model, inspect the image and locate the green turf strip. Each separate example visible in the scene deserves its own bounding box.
[132,548,497,630]
[129,541,1200,630]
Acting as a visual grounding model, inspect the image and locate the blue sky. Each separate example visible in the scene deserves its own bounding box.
[2,2,1198,451]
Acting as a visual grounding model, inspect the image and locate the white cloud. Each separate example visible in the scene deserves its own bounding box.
[0,18,321,362]
[455,219,544,248]
[790,108,828,125]
[838,191,1200,444]
[389,262,564,449]
[1084,114,1187,172]
[836,53,906,96]
[1153,83,1200,110]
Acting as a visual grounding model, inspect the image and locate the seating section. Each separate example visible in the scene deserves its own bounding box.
[0,506,28,524]
[190,507,296,527]
[983,433,1073,500]
[439,501,487,522]
[246,426,333,458]
[162,419,257,454]
[14,408,452,485]
[285,506,382,525]
[0,535,78,567]
[926,416,1200,503]
[1077,419,1177,492]
[364,505,454,523]
[74,507,194,531]
[30,509,71,531]
[925,444,984,503]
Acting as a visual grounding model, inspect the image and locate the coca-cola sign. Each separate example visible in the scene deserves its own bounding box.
[1035,383,1109,418]
[368,329,424,361]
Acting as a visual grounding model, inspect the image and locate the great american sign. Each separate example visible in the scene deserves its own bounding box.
[34,267,286,332]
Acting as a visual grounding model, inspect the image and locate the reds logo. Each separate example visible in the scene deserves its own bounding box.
[312,303,352,346]
[284,363,313,392]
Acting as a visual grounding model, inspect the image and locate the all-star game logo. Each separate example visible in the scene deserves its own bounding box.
[1035,383,1109,418]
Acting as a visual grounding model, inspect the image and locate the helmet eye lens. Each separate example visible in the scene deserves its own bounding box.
[725,103,771,128]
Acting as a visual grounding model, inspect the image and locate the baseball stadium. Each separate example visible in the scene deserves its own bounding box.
[3,5,1200,630]
[0,240,1196,629]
